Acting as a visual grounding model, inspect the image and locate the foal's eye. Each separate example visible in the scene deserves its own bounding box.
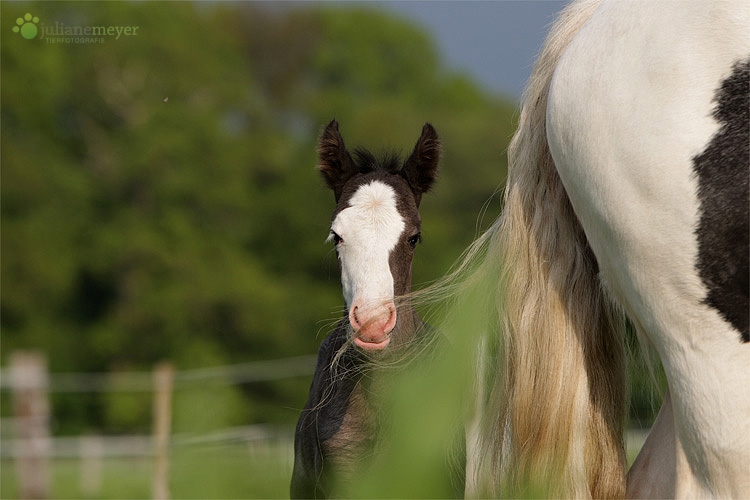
[408,233,421,248]
[330,231,343,246]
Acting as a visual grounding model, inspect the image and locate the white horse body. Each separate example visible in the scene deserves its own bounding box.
[546,1,749,496]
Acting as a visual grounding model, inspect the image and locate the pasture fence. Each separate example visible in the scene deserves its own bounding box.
[0,350,316,500]
[1,351,651,499]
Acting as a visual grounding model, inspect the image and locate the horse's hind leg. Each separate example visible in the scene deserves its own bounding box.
[625,389,681,498]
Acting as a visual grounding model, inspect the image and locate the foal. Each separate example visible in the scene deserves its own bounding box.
[291,120,441,498]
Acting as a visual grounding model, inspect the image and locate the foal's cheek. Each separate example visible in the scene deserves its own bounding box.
[388,242,414,296]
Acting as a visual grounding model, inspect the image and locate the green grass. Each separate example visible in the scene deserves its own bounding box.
[1,439,293,499]
[0,430,647,499]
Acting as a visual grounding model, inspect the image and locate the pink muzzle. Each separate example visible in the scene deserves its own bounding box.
[349,301,397,350]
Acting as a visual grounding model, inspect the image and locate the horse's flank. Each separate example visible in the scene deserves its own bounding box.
[466,0,749,497]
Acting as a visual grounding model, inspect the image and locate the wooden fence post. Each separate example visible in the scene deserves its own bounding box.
[152,362,174,500]
[10,351,51,499]
[79,434,102,498]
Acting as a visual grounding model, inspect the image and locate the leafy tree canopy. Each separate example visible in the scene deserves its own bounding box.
[1,1,514,431]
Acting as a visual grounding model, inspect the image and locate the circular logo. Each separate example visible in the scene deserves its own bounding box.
[13,13,39,40]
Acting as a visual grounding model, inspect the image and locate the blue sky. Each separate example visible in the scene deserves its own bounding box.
[373,1,567,100]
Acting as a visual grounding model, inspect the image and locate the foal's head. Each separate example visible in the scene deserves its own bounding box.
[317,120,440,351]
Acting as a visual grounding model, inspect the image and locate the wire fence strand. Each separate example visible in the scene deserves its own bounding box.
[0,355,318,393]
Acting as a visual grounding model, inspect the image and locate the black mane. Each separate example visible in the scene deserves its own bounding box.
[352,148,403,175]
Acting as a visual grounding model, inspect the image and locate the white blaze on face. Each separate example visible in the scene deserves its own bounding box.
[330,180,404,345]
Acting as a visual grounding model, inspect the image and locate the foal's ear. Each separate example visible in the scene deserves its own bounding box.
[403,123,441,206]
[317,120,357,201]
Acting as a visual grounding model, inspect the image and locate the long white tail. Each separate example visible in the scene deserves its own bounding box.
[470,0,628,496]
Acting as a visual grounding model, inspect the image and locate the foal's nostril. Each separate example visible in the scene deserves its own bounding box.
[349,306,361,329]
[383,302,397,333]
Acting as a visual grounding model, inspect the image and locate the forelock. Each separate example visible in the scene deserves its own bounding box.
[353,148,403,175]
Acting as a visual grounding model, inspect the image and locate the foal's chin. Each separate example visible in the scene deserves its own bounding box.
[350,316,394,351]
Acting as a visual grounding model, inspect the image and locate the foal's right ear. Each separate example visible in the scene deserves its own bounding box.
[317,120,357,201]
[402,123,441,206]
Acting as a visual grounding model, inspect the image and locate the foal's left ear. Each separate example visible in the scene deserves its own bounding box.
[403,123,440,206]
[317,120,357,202]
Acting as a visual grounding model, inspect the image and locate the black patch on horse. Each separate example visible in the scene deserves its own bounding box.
[693,58,749,343]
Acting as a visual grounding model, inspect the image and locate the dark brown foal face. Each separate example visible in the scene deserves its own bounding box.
[317,120,440,350]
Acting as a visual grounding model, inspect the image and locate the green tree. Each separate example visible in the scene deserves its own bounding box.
[1,1,515,433]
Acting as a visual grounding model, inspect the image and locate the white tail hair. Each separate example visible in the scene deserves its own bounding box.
[462,0,627,496]
[353,1,628,496]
